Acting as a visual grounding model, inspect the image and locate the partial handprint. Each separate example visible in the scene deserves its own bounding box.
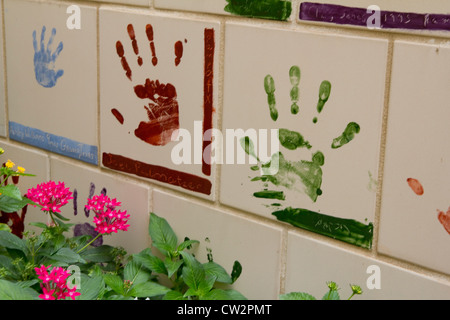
[244,65,360,203]
[32,26,64,88]
[112,24,183,146]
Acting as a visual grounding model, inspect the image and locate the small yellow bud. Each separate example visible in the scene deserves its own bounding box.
[17,166,25,173]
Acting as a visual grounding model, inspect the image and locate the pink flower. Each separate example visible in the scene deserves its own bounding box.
[85,194,130,235]
[39,287,56,300]
[35,265,80,300]
[27,181,73,213]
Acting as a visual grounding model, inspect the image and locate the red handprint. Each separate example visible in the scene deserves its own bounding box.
[113,24,184,146]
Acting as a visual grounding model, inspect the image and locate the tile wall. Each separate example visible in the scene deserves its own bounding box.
[1,0,450,299]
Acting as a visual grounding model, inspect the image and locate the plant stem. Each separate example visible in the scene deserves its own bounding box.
[77,233,102,253]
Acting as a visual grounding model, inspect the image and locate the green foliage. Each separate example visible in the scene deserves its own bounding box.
[128,213,246,300]
[280,281,363,300]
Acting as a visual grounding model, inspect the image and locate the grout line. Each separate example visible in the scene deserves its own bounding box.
[1,0,8,140]
[278,228,288,295]
[371,35,395,257]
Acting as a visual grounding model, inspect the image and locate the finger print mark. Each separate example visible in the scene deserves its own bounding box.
[111,108,124,125]
[289,66,300,114]
[331,122,360,149]
[264,74,278,121]
[145,24,158,66]
[116,40,132,81]
[127,24,143,66]
[407,178,424,195]
[313,80,331,123]
[174,40,183,66]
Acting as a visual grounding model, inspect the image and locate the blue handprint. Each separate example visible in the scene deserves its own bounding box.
[32,26,64,88]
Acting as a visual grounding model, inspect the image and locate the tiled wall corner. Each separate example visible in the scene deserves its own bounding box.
[379,40,450,275]
[99,7,219,201]
[153,189,283,299]
[4,0,98,165]
[220,21,387,250]
[286,230,450,299]
[50,156,151,254]
[0,140,50,232]
[0,0,5,137]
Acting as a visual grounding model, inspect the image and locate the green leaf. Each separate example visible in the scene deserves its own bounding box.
[203,262,232,284]
[133,249,167,275]
[51,211,70,222]
[103,273,124,295]
[0,194,33,213]
[128,281,170,298]
[163,290,187,300]
[124,260,153,285]
[201,288,247,300]
[148,213,178,255]
[48,247,86,264]
[231,260,242,283]
[0,230,27,252]
[80,245,115,263]
[164,257,184,278]
[180,251,213,297]
[0,279,39,300]
[322,290,340,300]
[78,274,105,300]
[177,239,199,252]
[0,185,22,201]
[0,223,11,232]
[279,292,317,300]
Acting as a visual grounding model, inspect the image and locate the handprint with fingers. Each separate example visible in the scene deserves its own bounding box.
[240,65,373,249]
[111,24,186,147]
[243,65,361,204]
[32,26,64,88]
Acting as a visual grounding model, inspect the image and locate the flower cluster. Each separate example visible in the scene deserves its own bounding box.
[26,181,73,213]
[86,194,130,234]
[35,265,80,300]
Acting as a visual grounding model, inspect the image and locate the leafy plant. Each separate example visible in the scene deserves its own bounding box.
[129,213,246,300]
[280,281,363,300]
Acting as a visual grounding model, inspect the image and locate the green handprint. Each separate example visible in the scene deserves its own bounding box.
[241,65,372,249]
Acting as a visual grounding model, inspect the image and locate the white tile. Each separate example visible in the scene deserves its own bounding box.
[379,40,450,274]
[4,0,98,164]
[153,189,283,299]
[50,157,151,254]
[220,22,387,249]
[286,231,450,299]
[99,7,219,200]
[155,0,229,16]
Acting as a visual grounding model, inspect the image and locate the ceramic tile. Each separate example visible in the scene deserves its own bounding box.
[220,22,387,249]
[379,41,450,274]
[99,7,219,200]
[0,141,49,235]
[153,189,283,299]
[155,0,294,21]
[286,231,450,299]
[50,157,151,254]
[154,0,228,16]
[4,0,98,164]
[90,0,149,6]
[0,0,5,137]
[299,1,450,36]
